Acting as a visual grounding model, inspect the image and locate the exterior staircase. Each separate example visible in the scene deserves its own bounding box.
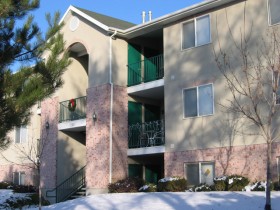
[69,185,86,200]
[46,166,86,203]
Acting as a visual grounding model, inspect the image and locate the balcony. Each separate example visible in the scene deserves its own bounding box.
[59,96,87,123]
[128,120,165,149]
[127,54,164,87]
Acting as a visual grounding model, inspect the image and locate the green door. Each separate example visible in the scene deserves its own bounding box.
[145,165,160,184]
[144,47,159,82]
[128,101,142,125]
[128,101,142,148]
[144,104,160,122]
[128,164,143,179]
[128,44,141,86]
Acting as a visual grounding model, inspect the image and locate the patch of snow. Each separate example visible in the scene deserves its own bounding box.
[158,177,179,182]
[25,191,280,210]
[139,185,149,191]
[214,176,227,181]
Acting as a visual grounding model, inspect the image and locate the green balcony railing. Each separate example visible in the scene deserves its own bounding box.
[59,96,87,123]
[127,54,164,86]
[128,120,165,149]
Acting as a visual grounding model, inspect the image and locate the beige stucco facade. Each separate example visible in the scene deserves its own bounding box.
[1,0,280,203]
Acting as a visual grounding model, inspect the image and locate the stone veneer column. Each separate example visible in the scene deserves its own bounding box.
[40,97,58,195]
[112,85,128,182]
[164,142,280,182]
[86,84,128,194]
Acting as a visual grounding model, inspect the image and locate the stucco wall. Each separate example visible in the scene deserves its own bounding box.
[164,0,279,152]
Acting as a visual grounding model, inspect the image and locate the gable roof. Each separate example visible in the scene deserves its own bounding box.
[61,0,241,39]
[73,6,135,30]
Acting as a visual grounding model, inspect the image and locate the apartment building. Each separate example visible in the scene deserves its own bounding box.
[1,0,280,203]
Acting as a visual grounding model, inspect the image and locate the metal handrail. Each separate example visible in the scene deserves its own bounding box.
[128,120,165,148]
[127,54,164,86]
[46,166,86,203]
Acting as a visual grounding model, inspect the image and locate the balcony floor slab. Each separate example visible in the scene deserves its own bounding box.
[58,119,86,132]
[127,146,165,156]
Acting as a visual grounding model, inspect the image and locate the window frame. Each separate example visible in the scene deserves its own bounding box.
[184,161,215,186]
[15,125,28,144]
[13,171,26,185]
[277,157,280,182]
[267,0,280,26]
[182,83,214,118]
[181,14,211,50]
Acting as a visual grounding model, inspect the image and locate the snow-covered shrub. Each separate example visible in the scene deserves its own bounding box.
[12,185,37,193]
[0,181,12,189]
[157,177,187,192]
[213,176,227,191]
[139,183,157,192]
[191,184,212,192]
[273,182,280,191]
[227,175,249,191]
[244,181,266,191]
[108,177,144,193]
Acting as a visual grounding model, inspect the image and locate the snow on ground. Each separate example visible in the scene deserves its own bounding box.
[0,189,29,203]
[27,192,280,210]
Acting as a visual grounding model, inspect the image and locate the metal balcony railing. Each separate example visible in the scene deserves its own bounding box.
[127,54,164,86]
[128,120,165,149]
[59,96,86,123]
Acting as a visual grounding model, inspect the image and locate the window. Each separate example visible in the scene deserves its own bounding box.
[182,14,211,49]
[183,84,214,118]
[13,172,26,185]
[277,157,280,182]
[268,0,280,25]
[15,126,27,143]
[185,162,215,186]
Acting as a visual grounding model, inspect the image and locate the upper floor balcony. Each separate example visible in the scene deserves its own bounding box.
[128,119,165,149]
[58,96,87,131]
[127,54,164,87]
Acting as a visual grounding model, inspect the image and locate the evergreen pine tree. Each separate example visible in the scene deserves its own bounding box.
[0,0,71,147]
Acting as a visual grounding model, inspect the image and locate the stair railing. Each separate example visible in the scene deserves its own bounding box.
[46,165,86,203]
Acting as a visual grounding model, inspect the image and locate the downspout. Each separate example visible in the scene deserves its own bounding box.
[109,30,117,184]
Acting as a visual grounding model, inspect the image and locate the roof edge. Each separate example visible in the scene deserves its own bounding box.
[59,5,109,32]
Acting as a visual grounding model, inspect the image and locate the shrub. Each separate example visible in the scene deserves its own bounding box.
[192,184,212,192]
[12,185,37,193]
[273,182,280,191]
[108,177,144,193]
[0,181,12,189]
[139,183,157,192]
[213,176,227,191]
[157,177,187,192]
[227,175,249,191]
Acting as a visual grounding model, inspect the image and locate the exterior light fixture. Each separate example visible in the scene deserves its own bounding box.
[46,121,49,129]
[92,112,97,124]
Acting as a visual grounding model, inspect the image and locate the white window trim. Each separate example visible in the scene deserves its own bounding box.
[185,161,215,185]
[14,126,28,144]
[267,0,280,26]
[182,83,215,119]
[277,157,280,182]
[13,171,25,185]
[181,14,212,50]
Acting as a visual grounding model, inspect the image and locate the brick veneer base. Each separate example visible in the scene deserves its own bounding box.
[0,164,36,185]
[165,142,280,182]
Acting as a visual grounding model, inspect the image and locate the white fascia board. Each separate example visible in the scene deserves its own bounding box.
[109,0,237,38]
[59,5,109,32]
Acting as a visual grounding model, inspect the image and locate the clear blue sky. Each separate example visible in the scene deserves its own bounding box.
[35,0,204,31]
[13,0,203,71]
